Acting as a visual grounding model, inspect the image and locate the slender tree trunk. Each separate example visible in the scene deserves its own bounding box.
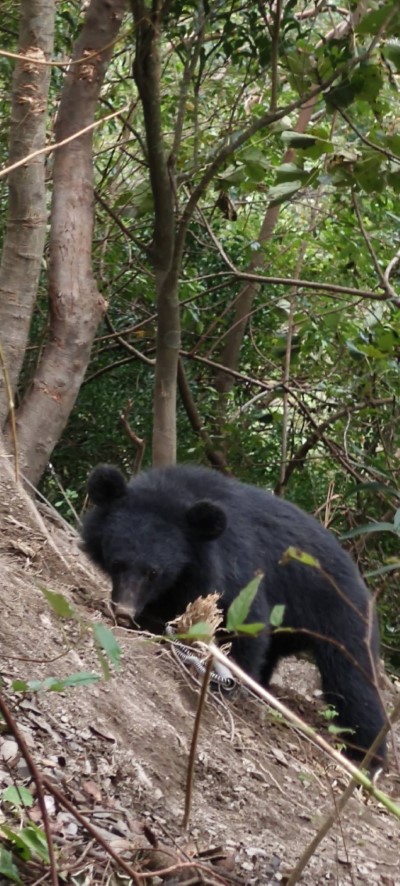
[0,0,55,427]
[214,103,314,396]
[10,0,127,486]
[214,0,368,398]
[131,1,178,466]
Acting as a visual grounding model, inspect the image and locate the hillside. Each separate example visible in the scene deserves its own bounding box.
[0,475,399,885]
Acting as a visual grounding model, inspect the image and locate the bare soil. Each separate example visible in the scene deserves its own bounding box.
[0,482,399,885]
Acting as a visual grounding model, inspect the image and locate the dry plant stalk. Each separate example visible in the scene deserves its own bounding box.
[168,592,224,638]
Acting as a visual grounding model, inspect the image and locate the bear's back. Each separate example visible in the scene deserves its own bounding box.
[125,465,365,602]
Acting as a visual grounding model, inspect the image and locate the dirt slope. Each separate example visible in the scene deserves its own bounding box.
[0,482,399,885]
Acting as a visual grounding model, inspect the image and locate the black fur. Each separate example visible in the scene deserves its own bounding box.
[81,464,387,765]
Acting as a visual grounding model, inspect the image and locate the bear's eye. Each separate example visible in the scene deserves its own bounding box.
[146,567,159,581]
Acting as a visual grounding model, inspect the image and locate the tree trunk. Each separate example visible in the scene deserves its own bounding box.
[214,103,314,396]
[131,1,178,466]
[9,0,127,486]
[214,1,368,397]
[0,0,55,426]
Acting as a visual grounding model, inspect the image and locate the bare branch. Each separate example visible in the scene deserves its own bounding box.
[269,0,282,113]
[177,359,229,472]
[120,400,146,473]
[352,190,399,301]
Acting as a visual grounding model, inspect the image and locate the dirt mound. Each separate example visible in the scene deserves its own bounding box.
[0,480,399,884]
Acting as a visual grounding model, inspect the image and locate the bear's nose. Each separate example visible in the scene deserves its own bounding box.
[112,602,136,627]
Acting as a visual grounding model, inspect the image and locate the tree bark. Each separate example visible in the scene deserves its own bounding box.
[214,0,369,397]
[0,0,55,427]
[10,0,127,486]
[214,102,314,396]
[131,1,179,466]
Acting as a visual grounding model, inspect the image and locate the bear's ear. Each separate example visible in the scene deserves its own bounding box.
[87,465,128,506]
[186,500,227,540]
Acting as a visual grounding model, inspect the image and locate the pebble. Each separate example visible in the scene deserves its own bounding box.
[0,740,18,763]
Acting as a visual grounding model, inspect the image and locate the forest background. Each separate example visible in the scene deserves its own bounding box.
[0,0,399,665]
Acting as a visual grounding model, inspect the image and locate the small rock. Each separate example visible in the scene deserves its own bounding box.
[0,740,18,763]
[241,861,254,871]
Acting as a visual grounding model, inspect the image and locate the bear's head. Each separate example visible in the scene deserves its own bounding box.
[81,465,227,624]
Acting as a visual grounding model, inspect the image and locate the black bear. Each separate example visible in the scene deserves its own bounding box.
[81,464,387,765]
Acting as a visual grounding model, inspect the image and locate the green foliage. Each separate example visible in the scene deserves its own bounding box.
[320,705,339,722]
[93,622,122,674]
[0,847,21,884]
[226,575,263,633]
[7,588,124,688]
[0,823,49,864]
[39,587,76,619]
[280,547,321,569]
[270,604,285,628]
[341,520,400,539]
[1,787,34,809]
[178,622,215,642]
[12,673,101,693]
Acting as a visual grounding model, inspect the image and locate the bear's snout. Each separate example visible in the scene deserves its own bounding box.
[111,574,146,624]
[112,600,136,626]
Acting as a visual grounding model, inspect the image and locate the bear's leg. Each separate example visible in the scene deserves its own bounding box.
[313,638,387,764]
[231,634,270,684]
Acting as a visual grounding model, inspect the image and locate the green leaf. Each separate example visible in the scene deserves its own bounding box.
[2,786,34,808]
[95,649,111,681]
[321,705,338,722]
[12,673,101,693]
[266,180,303,206]
[281,131,317,148]
[386,133,400,156]
[275,163,308,183]
[56,672,102,689]
[226,575,263,632]
[341,522,399,540]
[11,680,29,692]
[393,507,400,530]
[92,623,122,670]
[235,622,266,635]
[280,547,321,568]
[9,824,49,864]
[328,724,354,736]
[39,587,76,619]
[325,79,356,110]
[270,604,285,627]
[0,823,50,864]
[240,147,270,170]
[382,39,400,72]
[353,158,385,194]
[178,621,214,641]
[0,848,22,883]
[350,65,384,105]
[356,3,399,36]
[365,561,400,578]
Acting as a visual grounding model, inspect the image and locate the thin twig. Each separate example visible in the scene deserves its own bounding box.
[183,656,213,829]
[352,190,398,300]
[120,400,146,473]
[0,105,130,180]
[41,777,143,885]
[0,694,59,886]
[286,697,400,885]
[177,359,229,472]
